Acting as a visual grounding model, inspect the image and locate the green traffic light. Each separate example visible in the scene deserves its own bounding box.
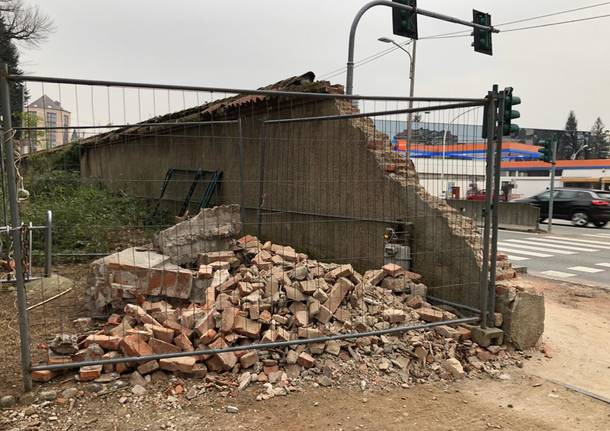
[507,110,520,120]
[511,96,521,106]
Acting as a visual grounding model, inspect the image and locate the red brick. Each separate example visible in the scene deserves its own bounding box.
[323,277,354,314]
[234,315,261,338]
[151,325,176,344]
[159,356,197,373]
[316,304,332,324]
[206,352,238,372]
[120,334,154,357]
[149,337,181,355]
[198,328,217,345]
[147,267,193,299]
[297,352,315,368]
[116,361,130,374]
[193,311,218,337]
[239,351,259,369]
[327,264,353,280]
[32,370,56,382]
[204,285,216,309]
[124,304,162,326]
[197,265,214,279]
[382,263,404,277]
[174,333,194,352]
[416,307,445,322]
[164,319,192,337]
[79,364,103,381]
[137,360,159,375]
[84,334,121,351]
[180,308,206,329]
[220,307,239,334]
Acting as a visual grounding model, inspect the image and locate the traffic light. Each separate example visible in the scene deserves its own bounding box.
[538,140,552,163]
[473,10,492,55]
[502,87,521,136]
[393,0,418,39]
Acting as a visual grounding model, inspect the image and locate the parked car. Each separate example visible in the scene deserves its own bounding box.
[515,188,610,228]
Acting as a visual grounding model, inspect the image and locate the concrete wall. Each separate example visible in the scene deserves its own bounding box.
[447,199,540,231]
[80,97,483,306]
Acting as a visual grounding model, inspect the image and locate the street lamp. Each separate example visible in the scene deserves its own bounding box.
[378,36,417,160]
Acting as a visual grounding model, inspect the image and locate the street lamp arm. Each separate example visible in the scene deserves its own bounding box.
[390,41,412,60]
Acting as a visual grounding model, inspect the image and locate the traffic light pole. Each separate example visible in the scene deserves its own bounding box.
[345,0,498,95]
[547,138,558,233]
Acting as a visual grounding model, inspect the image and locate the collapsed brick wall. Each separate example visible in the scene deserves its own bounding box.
[80,96,486,307]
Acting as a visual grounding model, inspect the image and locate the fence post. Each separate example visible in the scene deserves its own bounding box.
[44,210,53,277]
[479,89,497,329]
[238,118,245,227]
[0,63,32,391]
[488,90,505,322]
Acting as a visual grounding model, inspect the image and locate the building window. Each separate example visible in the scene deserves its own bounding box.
[63,114,69,144]
[46,112,56,146]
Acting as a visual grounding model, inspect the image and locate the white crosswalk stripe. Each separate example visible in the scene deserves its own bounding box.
[499,240,576,255]
[497,247,552,257]
[525,238,600,252]
[568,266,605,273]
[595,262,610,267]
[506,255,530,261]
[546,236,610,248]
[584,233,610,239]
[540,270,576,278]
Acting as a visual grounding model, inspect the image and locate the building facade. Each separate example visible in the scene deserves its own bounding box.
[25,95,71,152]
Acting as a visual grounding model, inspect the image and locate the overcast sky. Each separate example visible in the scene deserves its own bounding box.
[21,0,610,130]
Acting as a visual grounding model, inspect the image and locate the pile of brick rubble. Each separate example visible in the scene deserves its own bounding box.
[31,206,517,401]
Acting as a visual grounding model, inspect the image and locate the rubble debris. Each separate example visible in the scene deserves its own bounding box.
[34,215,523,402]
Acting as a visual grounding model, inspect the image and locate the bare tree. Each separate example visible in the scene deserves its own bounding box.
[0,0,54,46]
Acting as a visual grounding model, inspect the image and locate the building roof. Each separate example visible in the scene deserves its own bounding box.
[501,159,610,170]
[27,95,70,113]
[80,72,343,147]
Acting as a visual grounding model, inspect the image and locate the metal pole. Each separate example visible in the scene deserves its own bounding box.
[345,0,497,94]
[256,123,267,238]
[44,210,52,277]
[11,75,483,104]
[31,316,480,372]
[0,63,32,391]
[238,118,245,226]
[406,39,417,161]
[479,92,496,329]
[489,90,504,322]
[441,129,447,197]
[548,137,558,233]
[28,221,32,278]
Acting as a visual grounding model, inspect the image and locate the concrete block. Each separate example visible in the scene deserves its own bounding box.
[469,325,504,348]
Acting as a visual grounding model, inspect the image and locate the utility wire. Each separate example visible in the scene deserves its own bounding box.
[318,1,610,79]
[423,1,610,39]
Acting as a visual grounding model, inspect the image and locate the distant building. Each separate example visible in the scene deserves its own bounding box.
[25,95,71,151]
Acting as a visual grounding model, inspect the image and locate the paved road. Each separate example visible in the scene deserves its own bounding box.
[498,223,610,288]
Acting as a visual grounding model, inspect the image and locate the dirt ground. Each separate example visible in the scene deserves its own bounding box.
[1,272,609,430]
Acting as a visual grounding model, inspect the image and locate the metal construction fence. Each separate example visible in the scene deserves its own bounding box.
[0,67,507,390]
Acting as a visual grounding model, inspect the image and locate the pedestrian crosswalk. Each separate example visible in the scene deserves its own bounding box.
[499,232,610,281]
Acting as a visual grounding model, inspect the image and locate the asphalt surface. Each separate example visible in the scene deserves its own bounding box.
[498,221,610,288]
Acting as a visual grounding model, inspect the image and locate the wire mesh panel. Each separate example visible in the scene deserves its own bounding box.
[1,73,502,386]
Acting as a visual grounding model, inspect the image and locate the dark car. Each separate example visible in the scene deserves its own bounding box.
[516,188,610,228]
